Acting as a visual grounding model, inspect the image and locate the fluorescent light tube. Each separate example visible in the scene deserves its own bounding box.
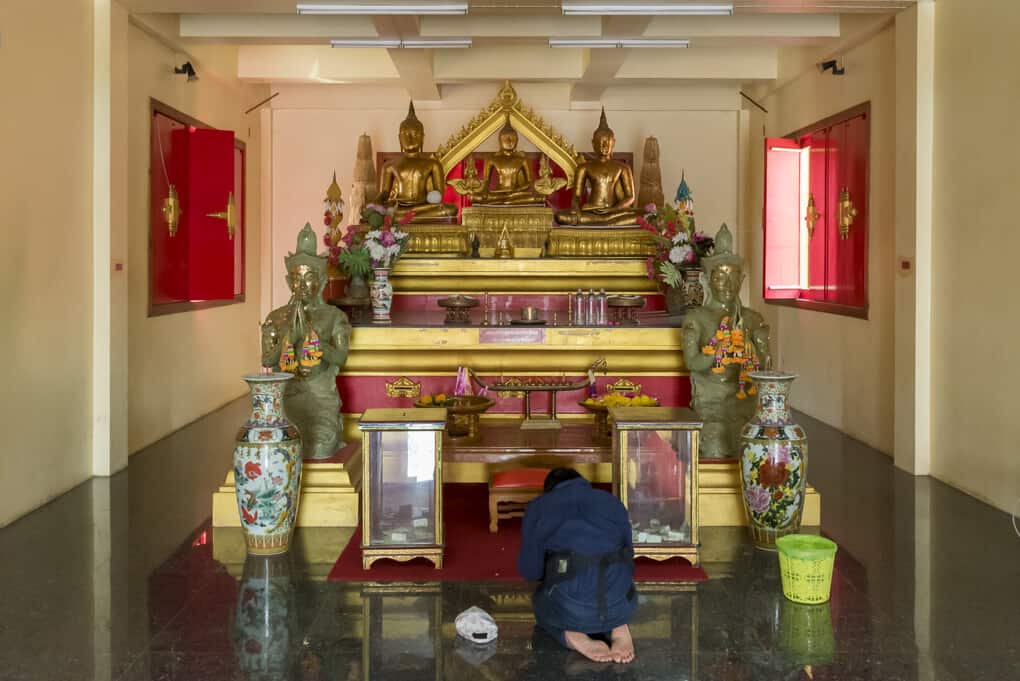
[561,2,732,15]
[330,38,402,47]
[549,38,690,48]
[298,2,468,15]
[331,38,472,48]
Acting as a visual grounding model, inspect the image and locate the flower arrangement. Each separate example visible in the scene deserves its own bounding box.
[701,315,762,399]
[323,204,413,278]
[638,202,714,289]
[360,204,412,270]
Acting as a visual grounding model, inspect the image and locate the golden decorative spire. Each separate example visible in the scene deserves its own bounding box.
[499,113,515,137]
[325,172,343,203]
[401,100,423,131]
[594,106,613,138]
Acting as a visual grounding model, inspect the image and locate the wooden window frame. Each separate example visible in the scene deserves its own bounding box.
[148,99,246,317]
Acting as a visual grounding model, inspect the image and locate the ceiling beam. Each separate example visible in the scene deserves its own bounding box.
[570,16,652,102]
[385,49,441,100]
[369,15,440,101]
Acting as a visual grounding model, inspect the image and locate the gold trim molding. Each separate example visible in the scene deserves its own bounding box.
[607,378,643,394]
[435,81,580,181]
[385,376,422,399]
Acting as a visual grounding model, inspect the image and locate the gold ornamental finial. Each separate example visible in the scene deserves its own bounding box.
[325,172,343,203]
[401,100,423,132]
[499,113,515,137]
[595,106,613,138]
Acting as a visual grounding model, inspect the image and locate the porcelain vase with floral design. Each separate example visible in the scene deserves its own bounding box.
[234,554,295,679]
[370,267,393,323]
[739,371,808,549]
[234,373,303,555]
[682,267,705,307]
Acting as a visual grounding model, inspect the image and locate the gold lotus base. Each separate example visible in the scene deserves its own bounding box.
[547,226,657,257]
[462,206,553,252]
[404,224,470,256]
[212,458,360,528]
[362,545,444,570]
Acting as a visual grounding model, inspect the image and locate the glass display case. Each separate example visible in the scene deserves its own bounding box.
[610,407,701,566]
[359,408,446,570]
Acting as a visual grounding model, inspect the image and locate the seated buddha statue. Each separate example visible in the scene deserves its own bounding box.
[555,108,642,227]
[374,102,458,221]
[681,224,772,459]
[478,117,541,205]
[261,224,352,459]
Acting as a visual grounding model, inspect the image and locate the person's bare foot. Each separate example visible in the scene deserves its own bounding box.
[563,630,613,663]
[610,624,635,663]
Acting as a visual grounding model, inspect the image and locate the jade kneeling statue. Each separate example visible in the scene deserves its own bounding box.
[261,224,352,459]
[681,224,772,459]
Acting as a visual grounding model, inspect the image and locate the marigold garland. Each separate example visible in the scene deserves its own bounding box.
[700,315,761,398]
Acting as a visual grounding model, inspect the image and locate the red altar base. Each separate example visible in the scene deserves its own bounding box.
[328,483,707,583]
[339,374,691,415]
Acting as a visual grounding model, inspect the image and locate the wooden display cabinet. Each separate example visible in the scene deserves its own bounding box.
[610,407,701,566]
[359,408,446,569]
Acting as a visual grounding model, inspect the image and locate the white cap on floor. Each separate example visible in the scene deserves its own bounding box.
[455,606,498,645]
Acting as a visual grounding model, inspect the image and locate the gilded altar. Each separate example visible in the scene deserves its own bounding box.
[460,206,552,251]
[374,81,654,258]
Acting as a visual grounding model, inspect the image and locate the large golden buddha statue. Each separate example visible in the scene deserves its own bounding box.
[555,108,642,227]
[375,102,458,221]
[478,117,541,206]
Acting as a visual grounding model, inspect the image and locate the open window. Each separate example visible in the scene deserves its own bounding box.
[149,100,245,316]
[763,103,869,317]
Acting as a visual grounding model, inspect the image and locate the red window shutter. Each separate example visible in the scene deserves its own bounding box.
[171,127,236,301]
[763,138,802,300]
[834,114,868,309]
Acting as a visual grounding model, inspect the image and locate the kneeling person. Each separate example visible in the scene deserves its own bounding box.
[517,468,637,663]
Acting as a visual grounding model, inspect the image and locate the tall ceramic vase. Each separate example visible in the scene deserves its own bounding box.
[739,371,808,549]
[370,267,393,323]
[234,373,303,555]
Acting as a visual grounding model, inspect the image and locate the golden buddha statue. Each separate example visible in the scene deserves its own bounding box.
[375,102,458,221]
[555,108,642,227]
[478,117,541,206]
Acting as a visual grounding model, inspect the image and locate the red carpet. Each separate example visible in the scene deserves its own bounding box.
[328,483,708,583]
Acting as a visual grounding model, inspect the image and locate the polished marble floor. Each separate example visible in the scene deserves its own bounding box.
[2,399,1019,680]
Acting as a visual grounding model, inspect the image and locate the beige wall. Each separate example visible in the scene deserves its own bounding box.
[929,0,1020,513]
[0,1,95,526]
[268,82,743,308]
[126,27,268,452]
[747,26,898,455]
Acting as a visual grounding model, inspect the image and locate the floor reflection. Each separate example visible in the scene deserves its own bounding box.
[2,401,1019,681]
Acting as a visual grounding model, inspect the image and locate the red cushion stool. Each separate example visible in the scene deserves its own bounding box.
[488,467,549,533]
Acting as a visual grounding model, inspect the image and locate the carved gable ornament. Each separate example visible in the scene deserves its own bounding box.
[435,81,580,183]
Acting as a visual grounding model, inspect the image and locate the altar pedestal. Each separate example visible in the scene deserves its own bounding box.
[547,226,657,257]
[212,451,361,529]
[461,206,553,252]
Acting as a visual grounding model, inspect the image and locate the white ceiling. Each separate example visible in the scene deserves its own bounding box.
[127,0,917,99]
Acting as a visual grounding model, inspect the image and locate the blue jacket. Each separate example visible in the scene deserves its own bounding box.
[517,478,634,611]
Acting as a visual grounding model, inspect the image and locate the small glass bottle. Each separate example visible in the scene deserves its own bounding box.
[575,289,585,325]
[587,289,596,325]
[567,292,575,326]
[598,289,607,325]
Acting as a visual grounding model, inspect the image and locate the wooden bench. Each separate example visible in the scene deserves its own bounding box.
[488,467,549,533]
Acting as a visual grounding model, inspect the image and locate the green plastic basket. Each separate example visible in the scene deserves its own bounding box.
[776,534,838,604]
